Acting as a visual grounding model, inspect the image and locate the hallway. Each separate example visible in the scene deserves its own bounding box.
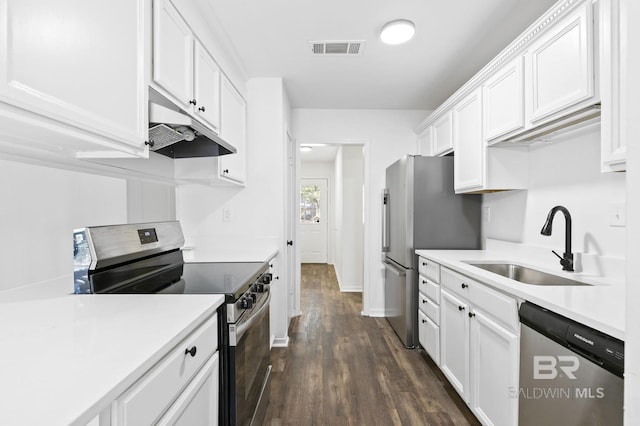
[264,264,479,425]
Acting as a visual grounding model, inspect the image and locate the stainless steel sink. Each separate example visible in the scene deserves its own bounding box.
[463,262,592,286]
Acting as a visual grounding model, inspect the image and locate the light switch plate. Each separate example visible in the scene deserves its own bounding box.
[608,203,626,227]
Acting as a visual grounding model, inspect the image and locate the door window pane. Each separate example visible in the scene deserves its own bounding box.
[300,185,320,223]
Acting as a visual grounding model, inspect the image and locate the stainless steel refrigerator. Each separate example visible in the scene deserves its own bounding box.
[383,155,481,348]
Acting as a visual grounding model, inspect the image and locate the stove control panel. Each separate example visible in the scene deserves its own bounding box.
[227,271,271,323]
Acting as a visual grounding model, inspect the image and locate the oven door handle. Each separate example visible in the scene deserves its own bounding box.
[232,290,271,345]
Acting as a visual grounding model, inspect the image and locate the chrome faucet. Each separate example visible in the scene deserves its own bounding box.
[540,205,574,272]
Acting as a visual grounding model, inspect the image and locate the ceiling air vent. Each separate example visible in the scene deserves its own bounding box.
[309,40,365,56]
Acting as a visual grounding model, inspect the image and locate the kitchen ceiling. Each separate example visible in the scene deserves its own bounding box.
[202,0,558,110]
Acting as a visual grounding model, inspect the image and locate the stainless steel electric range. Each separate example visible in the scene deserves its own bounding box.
[73,221,272,426]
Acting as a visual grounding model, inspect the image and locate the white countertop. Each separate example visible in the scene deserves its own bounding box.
[0,277,224,425]
[416,241,625,340]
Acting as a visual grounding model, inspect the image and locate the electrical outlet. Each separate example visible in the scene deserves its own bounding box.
[484,206,491,223]
[609,203,626,227]
[223,207,233,222]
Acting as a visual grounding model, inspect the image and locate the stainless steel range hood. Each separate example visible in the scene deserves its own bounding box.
[148,88,236,158]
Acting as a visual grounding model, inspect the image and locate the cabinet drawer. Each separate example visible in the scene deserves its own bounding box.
[418,257,440,283]
[114,314,218,425]
[442,267,518,332]
[419,310,440,365]
[441,267,472,299]
[469,281,518,332]
[419,275,440,303]
[419,292,440,325]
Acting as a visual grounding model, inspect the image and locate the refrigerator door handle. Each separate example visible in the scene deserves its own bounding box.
[383,260,405,277]
[382,189,390,252]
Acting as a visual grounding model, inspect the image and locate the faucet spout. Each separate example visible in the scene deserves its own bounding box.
[540,205,574,271]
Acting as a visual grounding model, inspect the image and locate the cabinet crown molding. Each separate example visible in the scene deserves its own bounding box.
[415,0,587,133]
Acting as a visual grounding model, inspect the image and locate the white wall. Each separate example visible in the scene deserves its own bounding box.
[127,180,176,224]
[292,108,428,316]
[483,125,626,259]
[339,145,364,291]
[176,78,292,345]
[333,147,344,284]
[623,0,640,421]
[300,161,335,262]
[0,160,128,291]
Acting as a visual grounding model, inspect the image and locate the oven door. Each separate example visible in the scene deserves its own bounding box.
[229,290,271,426]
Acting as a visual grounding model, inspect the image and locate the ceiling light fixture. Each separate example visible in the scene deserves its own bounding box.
[300,146,313,152]
[380,19,415,45]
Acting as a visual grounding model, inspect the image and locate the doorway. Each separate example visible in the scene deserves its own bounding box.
[298,143,366,294]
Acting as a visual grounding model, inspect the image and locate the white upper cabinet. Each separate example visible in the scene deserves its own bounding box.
[153,0,221,132]
[525,1,595,125]
[432,112,454,156]
[453,86,529,194]
[453,89,484,193]
[483,57,525,143]
[417,126,433,156]
[600,0,625,172]
[219,75,247,184]
[0,0,147,157]
[193,41,221,132]
[153,0,194,110]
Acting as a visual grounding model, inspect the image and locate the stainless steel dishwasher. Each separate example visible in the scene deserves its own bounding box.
[518,302,624,426]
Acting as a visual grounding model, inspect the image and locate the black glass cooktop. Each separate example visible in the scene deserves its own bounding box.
[159,261,268,299]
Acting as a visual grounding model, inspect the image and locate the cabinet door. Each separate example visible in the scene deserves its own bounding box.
[417,126,433,156]
[219,75,246,183]
[193,41,221,132]
[418,309,440,365]
[157,352,219,426]
[526,1,594,123]
[153,0,193,109]
[453,88,484,193]
[432,112,453,156]
[440,289,469,401]
[483,57,525,143]
[470,310,519,426]
[600,0,625,172]
[0,0,146,149]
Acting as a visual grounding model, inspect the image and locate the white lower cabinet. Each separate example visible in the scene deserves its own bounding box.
[470,310,519,426]
[439,267,520,426]
[111,313,219,425]
[440,289,470,400]
[418,310,440,365]
[157,352,219,425]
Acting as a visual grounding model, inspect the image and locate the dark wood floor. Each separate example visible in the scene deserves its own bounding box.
[264,264,480,425]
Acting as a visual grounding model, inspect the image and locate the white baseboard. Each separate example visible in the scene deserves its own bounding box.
[271,335,290,348]
[366,308,387,317]
[339,283,362,292]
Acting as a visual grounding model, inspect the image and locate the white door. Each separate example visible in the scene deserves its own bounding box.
[300,178,328,263]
